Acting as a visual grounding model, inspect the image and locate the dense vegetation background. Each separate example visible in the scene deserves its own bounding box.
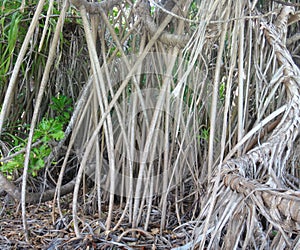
[0,0,300,248]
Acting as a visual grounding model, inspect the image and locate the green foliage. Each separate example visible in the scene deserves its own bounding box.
[198,127,210,141]
[0,0,66,87]
[0,1,24,85]
[0,95,72,177]
[1,118,64,176]
[50,94,73,123]
[219,80,225,102]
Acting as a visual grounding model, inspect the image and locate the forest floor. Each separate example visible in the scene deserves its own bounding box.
[0,193,194,249]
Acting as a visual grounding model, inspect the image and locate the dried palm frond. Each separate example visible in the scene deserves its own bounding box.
[188,5,300,249]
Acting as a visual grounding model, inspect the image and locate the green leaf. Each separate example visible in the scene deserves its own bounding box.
[41,135,51,143]
[51,131,64,140]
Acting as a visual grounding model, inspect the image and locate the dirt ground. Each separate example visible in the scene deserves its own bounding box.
[0,194,194,249]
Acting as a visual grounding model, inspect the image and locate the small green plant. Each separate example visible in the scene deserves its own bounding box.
[0,2,24,85]
[1,118,65,177]
[219,77,226,102]
[198,127,210,141]
[1,95,72,177]
[50,94,73,123]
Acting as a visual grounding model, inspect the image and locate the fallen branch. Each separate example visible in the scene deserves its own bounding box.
[0,171,75,204]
